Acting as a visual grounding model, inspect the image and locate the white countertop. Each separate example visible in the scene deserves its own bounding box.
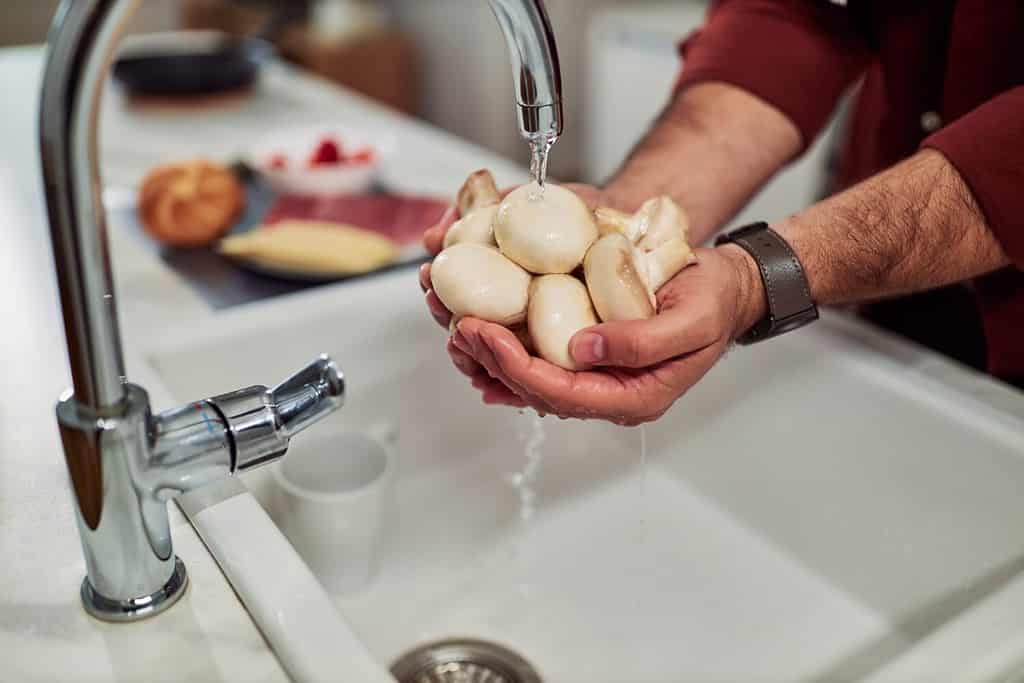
[0,44,520,682]
[3,38,1024,682]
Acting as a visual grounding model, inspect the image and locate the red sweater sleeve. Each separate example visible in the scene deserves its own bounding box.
[676,0,870,152]
[923,87,1024,268]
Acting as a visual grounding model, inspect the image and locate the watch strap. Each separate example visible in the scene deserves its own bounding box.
[715,222,818,344]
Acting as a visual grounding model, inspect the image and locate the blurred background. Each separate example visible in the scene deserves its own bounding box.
[2,0,714,182]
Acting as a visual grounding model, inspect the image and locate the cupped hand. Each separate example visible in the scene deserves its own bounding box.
[419,182,607,404]
[447,245,764,425]
[420,182,603,326]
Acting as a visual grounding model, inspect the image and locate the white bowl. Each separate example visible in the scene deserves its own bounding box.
[246,126,395,195]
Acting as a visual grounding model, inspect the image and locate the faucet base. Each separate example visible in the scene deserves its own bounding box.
[81,556,189,622]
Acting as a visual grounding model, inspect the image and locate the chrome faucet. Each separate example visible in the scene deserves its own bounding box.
[39,0,562,623]
[40,0,345,622]
[485,0,564,144]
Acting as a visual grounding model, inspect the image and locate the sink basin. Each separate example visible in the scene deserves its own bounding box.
[145,269,1024,681]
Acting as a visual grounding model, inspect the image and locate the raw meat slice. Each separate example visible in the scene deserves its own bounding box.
[264,193,448,245]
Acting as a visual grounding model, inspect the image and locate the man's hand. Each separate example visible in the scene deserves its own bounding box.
[419,182,607,408]
[420,182,604,327]
[447,245,765,425]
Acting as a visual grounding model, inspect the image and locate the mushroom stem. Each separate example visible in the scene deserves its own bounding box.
[457,169,501,217]
[445,170,503,249]
[595,197,692,249]
[646,239,698,292]
[595,207,643,242]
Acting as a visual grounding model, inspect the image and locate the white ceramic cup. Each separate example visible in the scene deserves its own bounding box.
[270,428,394,595]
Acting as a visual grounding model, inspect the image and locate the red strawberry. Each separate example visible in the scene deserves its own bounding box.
[309,138,342,167]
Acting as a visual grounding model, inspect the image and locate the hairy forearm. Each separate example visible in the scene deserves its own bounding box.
[773,149,1009,310]
[725,149,1012,337]
[603,82,802,245]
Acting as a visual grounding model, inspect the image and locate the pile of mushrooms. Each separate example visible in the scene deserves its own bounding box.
[430,170,697,370]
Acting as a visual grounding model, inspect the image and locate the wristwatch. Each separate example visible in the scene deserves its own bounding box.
[714,222,818,345]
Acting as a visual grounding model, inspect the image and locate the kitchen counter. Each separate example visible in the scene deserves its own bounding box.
[0,44,520,681]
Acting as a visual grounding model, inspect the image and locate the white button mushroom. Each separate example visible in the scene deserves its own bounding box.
[431,243,532,326]
[444,169,502,249]
[494,182,599,274]
[586,196,697,322]
[434,171,697,374]
[528,274,599,371]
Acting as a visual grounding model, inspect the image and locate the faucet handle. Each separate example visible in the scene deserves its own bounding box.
[205,355,345,472]
[270,355,345,437]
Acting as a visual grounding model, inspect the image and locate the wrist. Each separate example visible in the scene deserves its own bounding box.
[717,243,768,341]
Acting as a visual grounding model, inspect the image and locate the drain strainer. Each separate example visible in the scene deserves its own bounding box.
[390,638,543,683]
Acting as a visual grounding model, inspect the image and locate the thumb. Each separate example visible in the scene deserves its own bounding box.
[569,308,717,369]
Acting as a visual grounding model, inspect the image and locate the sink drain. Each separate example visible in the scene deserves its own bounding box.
[390,638,542,683]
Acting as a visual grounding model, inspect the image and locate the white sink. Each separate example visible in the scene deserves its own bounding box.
[145,268,1024,681]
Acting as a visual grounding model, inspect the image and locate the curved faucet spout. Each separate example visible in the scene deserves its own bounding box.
[485,0,564,143]
[40,0,141,411]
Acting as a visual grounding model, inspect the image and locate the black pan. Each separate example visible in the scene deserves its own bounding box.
[113,37,272,96]
[113,9,298,97]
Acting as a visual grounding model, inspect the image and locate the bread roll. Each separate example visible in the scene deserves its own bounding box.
[138,160,244,247]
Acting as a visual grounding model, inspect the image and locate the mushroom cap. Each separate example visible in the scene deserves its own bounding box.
[494,182,599,274]
[584,233,656,322]
[527,274,599,371]
[430,243,531,326]
[443,204,499,248]
[457,169,501,217]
